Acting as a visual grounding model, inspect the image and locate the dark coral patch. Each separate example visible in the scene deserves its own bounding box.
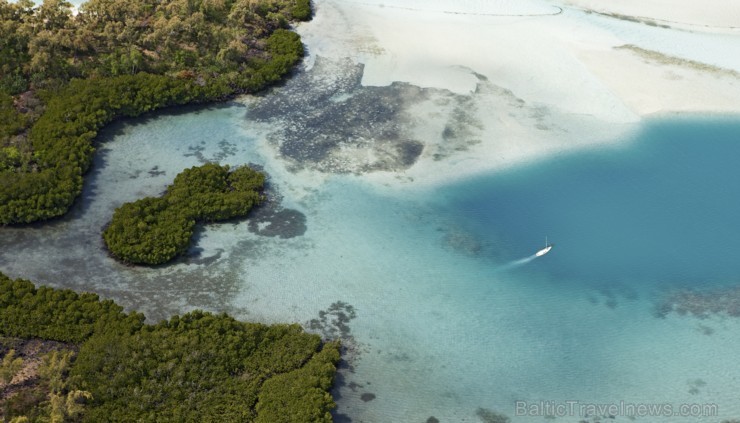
[360,393,376,402]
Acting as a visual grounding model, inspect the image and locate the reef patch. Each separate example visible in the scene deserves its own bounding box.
[247,57,489,174]
[655,285,740,319]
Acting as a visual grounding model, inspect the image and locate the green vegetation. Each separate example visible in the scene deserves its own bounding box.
[0,275,143,343]
[0,0,310,225]
[0,0,311,94]
[0,272,341,422]
[1,340,90,423]
[103,163,265,265]
[0,1,334,418]
[0,349,23,384]
[255,347,339,423]
[0,94,27,145]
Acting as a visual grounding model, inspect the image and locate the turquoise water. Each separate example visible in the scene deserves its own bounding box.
[438,117,740,290]
[403,116,740,421]
[3,108,740,422]
[351,116,740,422]
[236,115,740,421]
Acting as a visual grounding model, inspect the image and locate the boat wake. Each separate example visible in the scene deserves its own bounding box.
[495,254,537,272]
[510,255,537,266]
[495,237,554,272]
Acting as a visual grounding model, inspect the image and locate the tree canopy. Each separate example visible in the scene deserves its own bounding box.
[0,0,310,93]
[0,272,341,422]
[103,163,265,265]
[0,0,309,225]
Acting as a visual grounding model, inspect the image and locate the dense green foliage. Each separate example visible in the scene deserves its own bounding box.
[0,0,310,93]
[103,163,265,264]
[1,74,192,224]
[0,0,309,225]
[0,274,144,343]
[0,349,24,384]
[255,344,340,423]
[0,273,341,422]
[0,93,27,144]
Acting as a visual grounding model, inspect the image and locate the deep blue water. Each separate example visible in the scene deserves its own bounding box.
[438,117,740,292]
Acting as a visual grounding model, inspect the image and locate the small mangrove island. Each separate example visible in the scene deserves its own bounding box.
[103,163,265,265]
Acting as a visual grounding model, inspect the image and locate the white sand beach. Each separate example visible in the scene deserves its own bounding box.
[563,0,740,29]
[292,0,740,188]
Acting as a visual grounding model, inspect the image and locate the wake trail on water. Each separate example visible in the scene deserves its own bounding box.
[495,254,537,272]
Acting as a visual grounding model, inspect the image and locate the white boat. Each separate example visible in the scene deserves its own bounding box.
[535,236,553,257]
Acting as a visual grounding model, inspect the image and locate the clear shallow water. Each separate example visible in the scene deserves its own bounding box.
[2,108,740,422]
[304,117,740,422]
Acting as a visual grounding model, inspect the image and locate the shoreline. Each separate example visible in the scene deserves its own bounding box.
[561,0,740,30]
[280,0,740,193]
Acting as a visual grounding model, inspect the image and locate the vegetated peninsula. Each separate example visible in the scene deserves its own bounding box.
[103,163,265,265]
[0,0,310,225]
[0,273,340,422]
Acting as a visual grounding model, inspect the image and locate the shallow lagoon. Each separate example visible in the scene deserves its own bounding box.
[3,100,740,421]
